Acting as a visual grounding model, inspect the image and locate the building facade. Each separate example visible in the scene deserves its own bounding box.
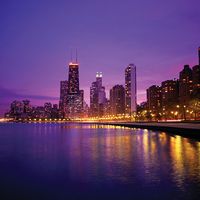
[192,65,200,99]
[147,85,162,113]
[59,80,68,117]
[66,62,83,118]
[110,85,125,115]
[90,72,106,117]
[125,64,137,115]
[179,65,193,105]
[161,79,179,110]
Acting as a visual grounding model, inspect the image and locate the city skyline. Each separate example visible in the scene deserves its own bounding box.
[2,47,200,118]
[4,48,200,120]
[1,0,200,116]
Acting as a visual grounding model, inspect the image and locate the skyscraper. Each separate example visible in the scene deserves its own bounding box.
[96,72,102,89]
[125,64,137,114]
[179,65,193,105]
[90,81,98,116]
[147,85,162,113]
[198,47,200,66]
[66,60,83,118]
[192,65,200,98]
[68,62,79,94]
[110,85,125,115]
[59,80,68,117]
[90,72,106,117]
[161,79,179,109]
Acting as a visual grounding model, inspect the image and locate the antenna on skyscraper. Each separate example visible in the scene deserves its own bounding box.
[76,48,78,63]
[70,49,73,62]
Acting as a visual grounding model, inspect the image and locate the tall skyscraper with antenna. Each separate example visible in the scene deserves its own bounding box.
[59,50,84,118]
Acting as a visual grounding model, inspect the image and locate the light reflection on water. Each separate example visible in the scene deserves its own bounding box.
[0,123,200,199]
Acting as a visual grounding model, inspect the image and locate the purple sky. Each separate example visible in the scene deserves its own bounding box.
[0,0,200,116]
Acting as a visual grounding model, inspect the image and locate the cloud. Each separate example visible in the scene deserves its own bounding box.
[0,86,59,101]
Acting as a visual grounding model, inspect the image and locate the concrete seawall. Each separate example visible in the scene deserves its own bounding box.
[88,122,200,140]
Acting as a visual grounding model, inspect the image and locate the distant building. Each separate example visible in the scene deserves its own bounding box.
[147,85,162,113]
[179,65,193,105]
[9,100,24,118]
[110,85,125,115]
[83,101,89,117]
[68,62,79,94]
[192,65,200,99]
[125,64,137,115]
[44,102,52,118]
[198,47,200,66]
[51,104,59,118]
[23,100,31,114]
[161,79,179,109]
[90,72,106,117]
[66,61,83,118]
[103,99,111,116]
[90,81,98,116]
[59,80,68,117]
[67,93,83,118]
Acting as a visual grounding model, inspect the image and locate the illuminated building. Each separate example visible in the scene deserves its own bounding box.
[90,72,106,117]
[103,99,111,116]
[179,65,193,105]
[44,102,52,118]
[9,100,24,118]
[90,81,98,116]
[59,80,68,117]
[67,94,83,118]
[66,61,84,118]
[23,100,31,114]
[161,79,179,110]
[192,65,200,99]
[51,104,59,118]
[68,62,79,94]
[147,85,162,113]
[125,64,137,115]
[96,72,102,89]
[110,85,125,115]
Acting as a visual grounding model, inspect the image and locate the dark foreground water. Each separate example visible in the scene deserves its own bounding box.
[0,123,200,200]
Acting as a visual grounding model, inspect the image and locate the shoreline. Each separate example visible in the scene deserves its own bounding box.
[89,122,200,140]
[1,120,200,140]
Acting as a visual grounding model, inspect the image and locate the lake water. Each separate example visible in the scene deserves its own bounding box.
[0,123,200,200]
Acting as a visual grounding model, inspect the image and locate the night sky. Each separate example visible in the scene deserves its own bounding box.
[1,0,200,116]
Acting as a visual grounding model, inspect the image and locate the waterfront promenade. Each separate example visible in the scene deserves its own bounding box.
[93,122,200,140]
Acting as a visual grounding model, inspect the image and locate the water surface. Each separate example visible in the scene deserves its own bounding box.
[0,123,200,199]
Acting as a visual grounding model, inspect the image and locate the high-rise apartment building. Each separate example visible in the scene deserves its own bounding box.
[147,85,162,113]
[161,79,179,109]
[110,85,125,115]
[192,65,200,98]
[125,64,137,114]
[179,65,193,105]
